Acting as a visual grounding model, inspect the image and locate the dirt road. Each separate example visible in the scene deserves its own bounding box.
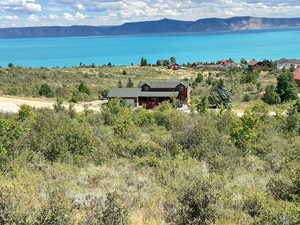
[0,96,107,112]
[0,96,280,117]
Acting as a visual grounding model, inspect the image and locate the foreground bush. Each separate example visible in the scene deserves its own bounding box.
[165,179,217,225]
[83,192,128,225]
[35,189,73,225]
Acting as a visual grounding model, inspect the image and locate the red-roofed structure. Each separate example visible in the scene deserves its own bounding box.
[220,60,231,65]
[247,60,258,67]
[293,67,300,87]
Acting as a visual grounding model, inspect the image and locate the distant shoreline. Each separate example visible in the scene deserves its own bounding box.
[1,26,300,40]
[0,26,299,68]
[1,16,300,39]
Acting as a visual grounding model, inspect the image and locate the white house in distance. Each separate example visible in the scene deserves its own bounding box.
[277,58,300,70]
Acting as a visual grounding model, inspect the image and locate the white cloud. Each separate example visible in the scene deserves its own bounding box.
[28,14,39,22]
[0,0,42,13]
[2,0,300,27]
[75,12,88,19]
[76,3,85,10]
[0,15,19,20]
[63,12,73,20]
[47,12,89,21]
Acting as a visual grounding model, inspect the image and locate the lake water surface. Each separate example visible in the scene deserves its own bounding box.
[0,28,300,67]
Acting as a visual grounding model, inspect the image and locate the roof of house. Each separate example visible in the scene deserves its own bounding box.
[220,60,231,65]
[139,92,178,97]
[247,60,258,66]
[278,59,300,65]
[140,79,189,89]
[294,67,300,81]
[108,88,140,98]
[108,88,179,98]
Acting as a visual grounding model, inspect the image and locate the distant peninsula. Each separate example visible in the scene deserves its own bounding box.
[1,16,300,38]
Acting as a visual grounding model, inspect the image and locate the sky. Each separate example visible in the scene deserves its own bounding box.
[0,0,300,28]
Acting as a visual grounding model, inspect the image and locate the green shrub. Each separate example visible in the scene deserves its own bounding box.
[78,81,90,95]
[195,73,204,83]
[196,96,209,113]
[39,83,53,98]
[83,192,128,225]
[18,105,33,121]
[34,189,72,225]
[243,94,252,102]
[133,108,155,127]
[166,179,217,225]
[100,88,110,98]
[26,111,97,161]
[267,177,294,201]
[257,203,300,225]
[111,108,134,138]
[241,71,259,84]
[243,195,263,218]
[0,119,26,150]
[71,90,89,103]
[262,85,281,105]
[0,187,15,225]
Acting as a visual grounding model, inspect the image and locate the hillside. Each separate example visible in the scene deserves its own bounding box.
[1,64,300,224]
[1,16,300,38]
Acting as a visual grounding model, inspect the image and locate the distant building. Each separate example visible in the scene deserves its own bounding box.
[156,59,170,66]
[246,60,273,71]
[168,63,181,70]
[293,67,300,89]
[219,60,231,65]
[247,60,259,70]
[108,78,192,108]
[277,59,300,70]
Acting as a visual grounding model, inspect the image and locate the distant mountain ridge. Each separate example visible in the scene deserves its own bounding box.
[1,16,300,38]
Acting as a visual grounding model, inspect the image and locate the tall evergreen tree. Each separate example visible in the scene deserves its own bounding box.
[126,78,134,88]
[39,84,53,98]
[118,80,123,88]
[170,57,176,64]
[140,57,148,66]
[262,85,281,105]
[276,72,298,102]
[78,81,90,95]
[196,96,209,113]
[208,79,232,108]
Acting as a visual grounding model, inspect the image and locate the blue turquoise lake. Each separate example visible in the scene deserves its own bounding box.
[0,28,300,68]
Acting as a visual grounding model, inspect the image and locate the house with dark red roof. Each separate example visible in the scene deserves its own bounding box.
[168,63,181,70]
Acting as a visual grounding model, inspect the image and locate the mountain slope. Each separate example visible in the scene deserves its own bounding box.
[1,16,300,38]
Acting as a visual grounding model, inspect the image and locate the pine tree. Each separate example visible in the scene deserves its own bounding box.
[39,84,53,98]
[195,73,204,83]
[118,80,123,88]
[170,57,176,64]
[276,72,298,102]
[126,78,134,88]
[78,81,90,95]
[196,96,209,113]
[140,57,148,66]
[262,85,281,105]
[208,79,232,108]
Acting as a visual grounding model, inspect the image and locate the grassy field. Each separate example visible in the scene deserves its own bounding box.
[0,65,197,101]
